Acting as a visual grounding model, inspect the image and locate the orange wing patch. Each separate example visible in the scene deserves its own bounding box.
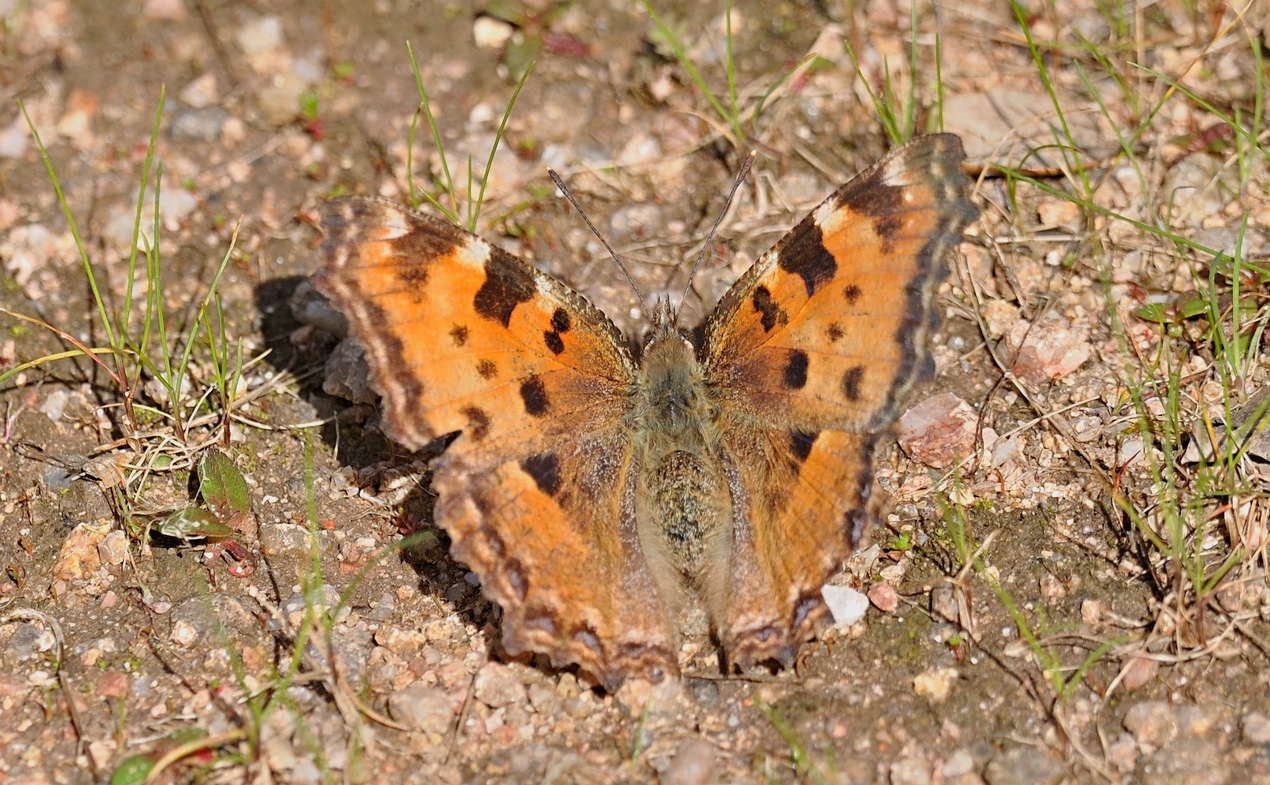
[702,134,977,668]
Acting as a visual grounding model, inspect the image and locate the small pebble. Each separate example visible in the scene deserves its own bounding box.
[388,684,454,735]
[660,737,716,785]
[474,662,526,709]
[822,584,868,626]
[1242,711,1270,745]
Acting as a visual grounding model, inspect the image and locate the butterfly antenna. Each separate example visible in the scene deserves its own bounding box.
[548,169,649,316]
[679,150,756,313]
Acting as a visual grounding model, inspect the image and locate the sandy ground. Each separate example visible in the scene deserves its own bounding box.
[2,1,1269,783]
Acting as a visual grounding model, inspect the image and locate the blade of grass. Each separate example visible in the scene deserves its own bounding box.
[407,40,457,219]
[468,60,535,232]
[641,0,742,144]
[19,101,117,352]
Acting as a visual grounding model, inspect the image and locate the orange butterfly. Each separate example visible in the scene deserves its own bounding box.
[315,134,976,690]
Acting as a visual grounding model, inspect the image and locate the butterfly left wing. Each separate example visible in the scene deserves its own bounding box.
[700,134,978,668]
[316,198,680,688]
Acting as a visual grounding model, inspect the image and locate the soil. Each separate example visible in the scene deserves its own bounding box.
[1,1,1269,784]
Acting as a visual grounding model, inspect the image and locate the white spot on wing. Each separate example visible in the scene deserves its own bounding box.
[461,236,492,267]
[813,199,839,230]
[880,156,918,187]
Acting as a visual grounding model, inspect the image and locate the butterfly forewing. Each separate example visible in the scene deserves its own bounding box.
[317,197,638,461]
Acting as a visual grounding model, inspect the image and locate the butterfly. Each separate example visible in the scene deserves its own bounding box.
[313,134,977,690]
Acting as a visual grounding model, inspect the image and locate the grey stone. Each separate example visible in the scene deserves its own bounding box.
[983,747,1065,785]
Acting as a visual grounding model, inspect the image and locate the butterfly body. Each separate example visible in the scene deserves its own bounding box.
[631,315,731,619]
[315,134,977,689]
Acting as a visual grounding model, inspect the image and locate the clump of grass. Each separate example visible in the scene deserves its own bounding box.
[843,0,945,144]
[953,0,1270,703]
[405,41,535,231]
[640,0,813,150]
[0,89,288,573]
[107,432,435,783]
[940,494,1122,702]
[760,703,835,785]
[1,90,255,465]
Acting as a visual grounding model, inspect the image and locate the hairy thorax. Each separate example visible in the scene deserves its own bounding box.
[633,325,731,591]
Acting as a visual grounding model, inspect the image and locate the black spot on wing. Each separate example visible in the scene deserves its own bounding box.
[450,324,469,346]
[752,286,786,332]
[520,375,550,417]
[476,359,498,379]
[843,283,861,304]
[543,306,572,355]
[474,251,537,327]
[543,330,565,355]
[840,179,905,255]
[783,350,809,389]
[396,264,428,288]
[842,366,864,401]
[826,322,844,343]
[460,405,490,441]
[521,452,562,497]
[777,219,836,298]
[789,429,818,464]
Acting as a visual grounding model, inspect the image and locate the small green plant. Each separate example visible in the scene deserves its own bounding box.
[760,703,833,785]
[843,0,940,145]
[155,449,253,570]
[889,531,913,552]
[1,90,246,453]
[405,41,534,232]
[481,0,575,81]
[940,496,1119,701]
[640,0,812,149]
[109,727,221,785]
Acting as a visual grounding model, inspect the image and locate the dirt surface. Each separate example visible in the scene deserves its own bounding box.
[2,1,1270,783]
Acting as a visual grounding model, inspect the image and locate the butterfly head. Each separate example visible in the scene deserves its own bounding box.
[638,296,710,438]
[641,294,694,352]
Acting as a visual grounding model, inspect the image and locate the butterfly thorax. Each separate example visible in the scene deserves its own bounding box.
[634,322,731,591]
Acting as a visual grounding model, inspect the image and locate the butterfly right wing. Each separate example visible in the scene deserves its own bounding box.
[700,135,977,668]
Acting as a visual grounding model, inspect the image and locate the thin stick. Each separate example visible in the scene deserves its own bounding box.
[679,150,756,313]
[548,169,648,316]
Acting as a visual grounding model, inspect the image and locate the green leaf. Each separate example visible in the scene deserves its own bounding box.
[299,91,320,121]
[1133,302,1170,322]
[109,755,154,785]
[157,508,234,541]
[1177,297,1212,319]
[504,34,542,82]
[198,449,251,519]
